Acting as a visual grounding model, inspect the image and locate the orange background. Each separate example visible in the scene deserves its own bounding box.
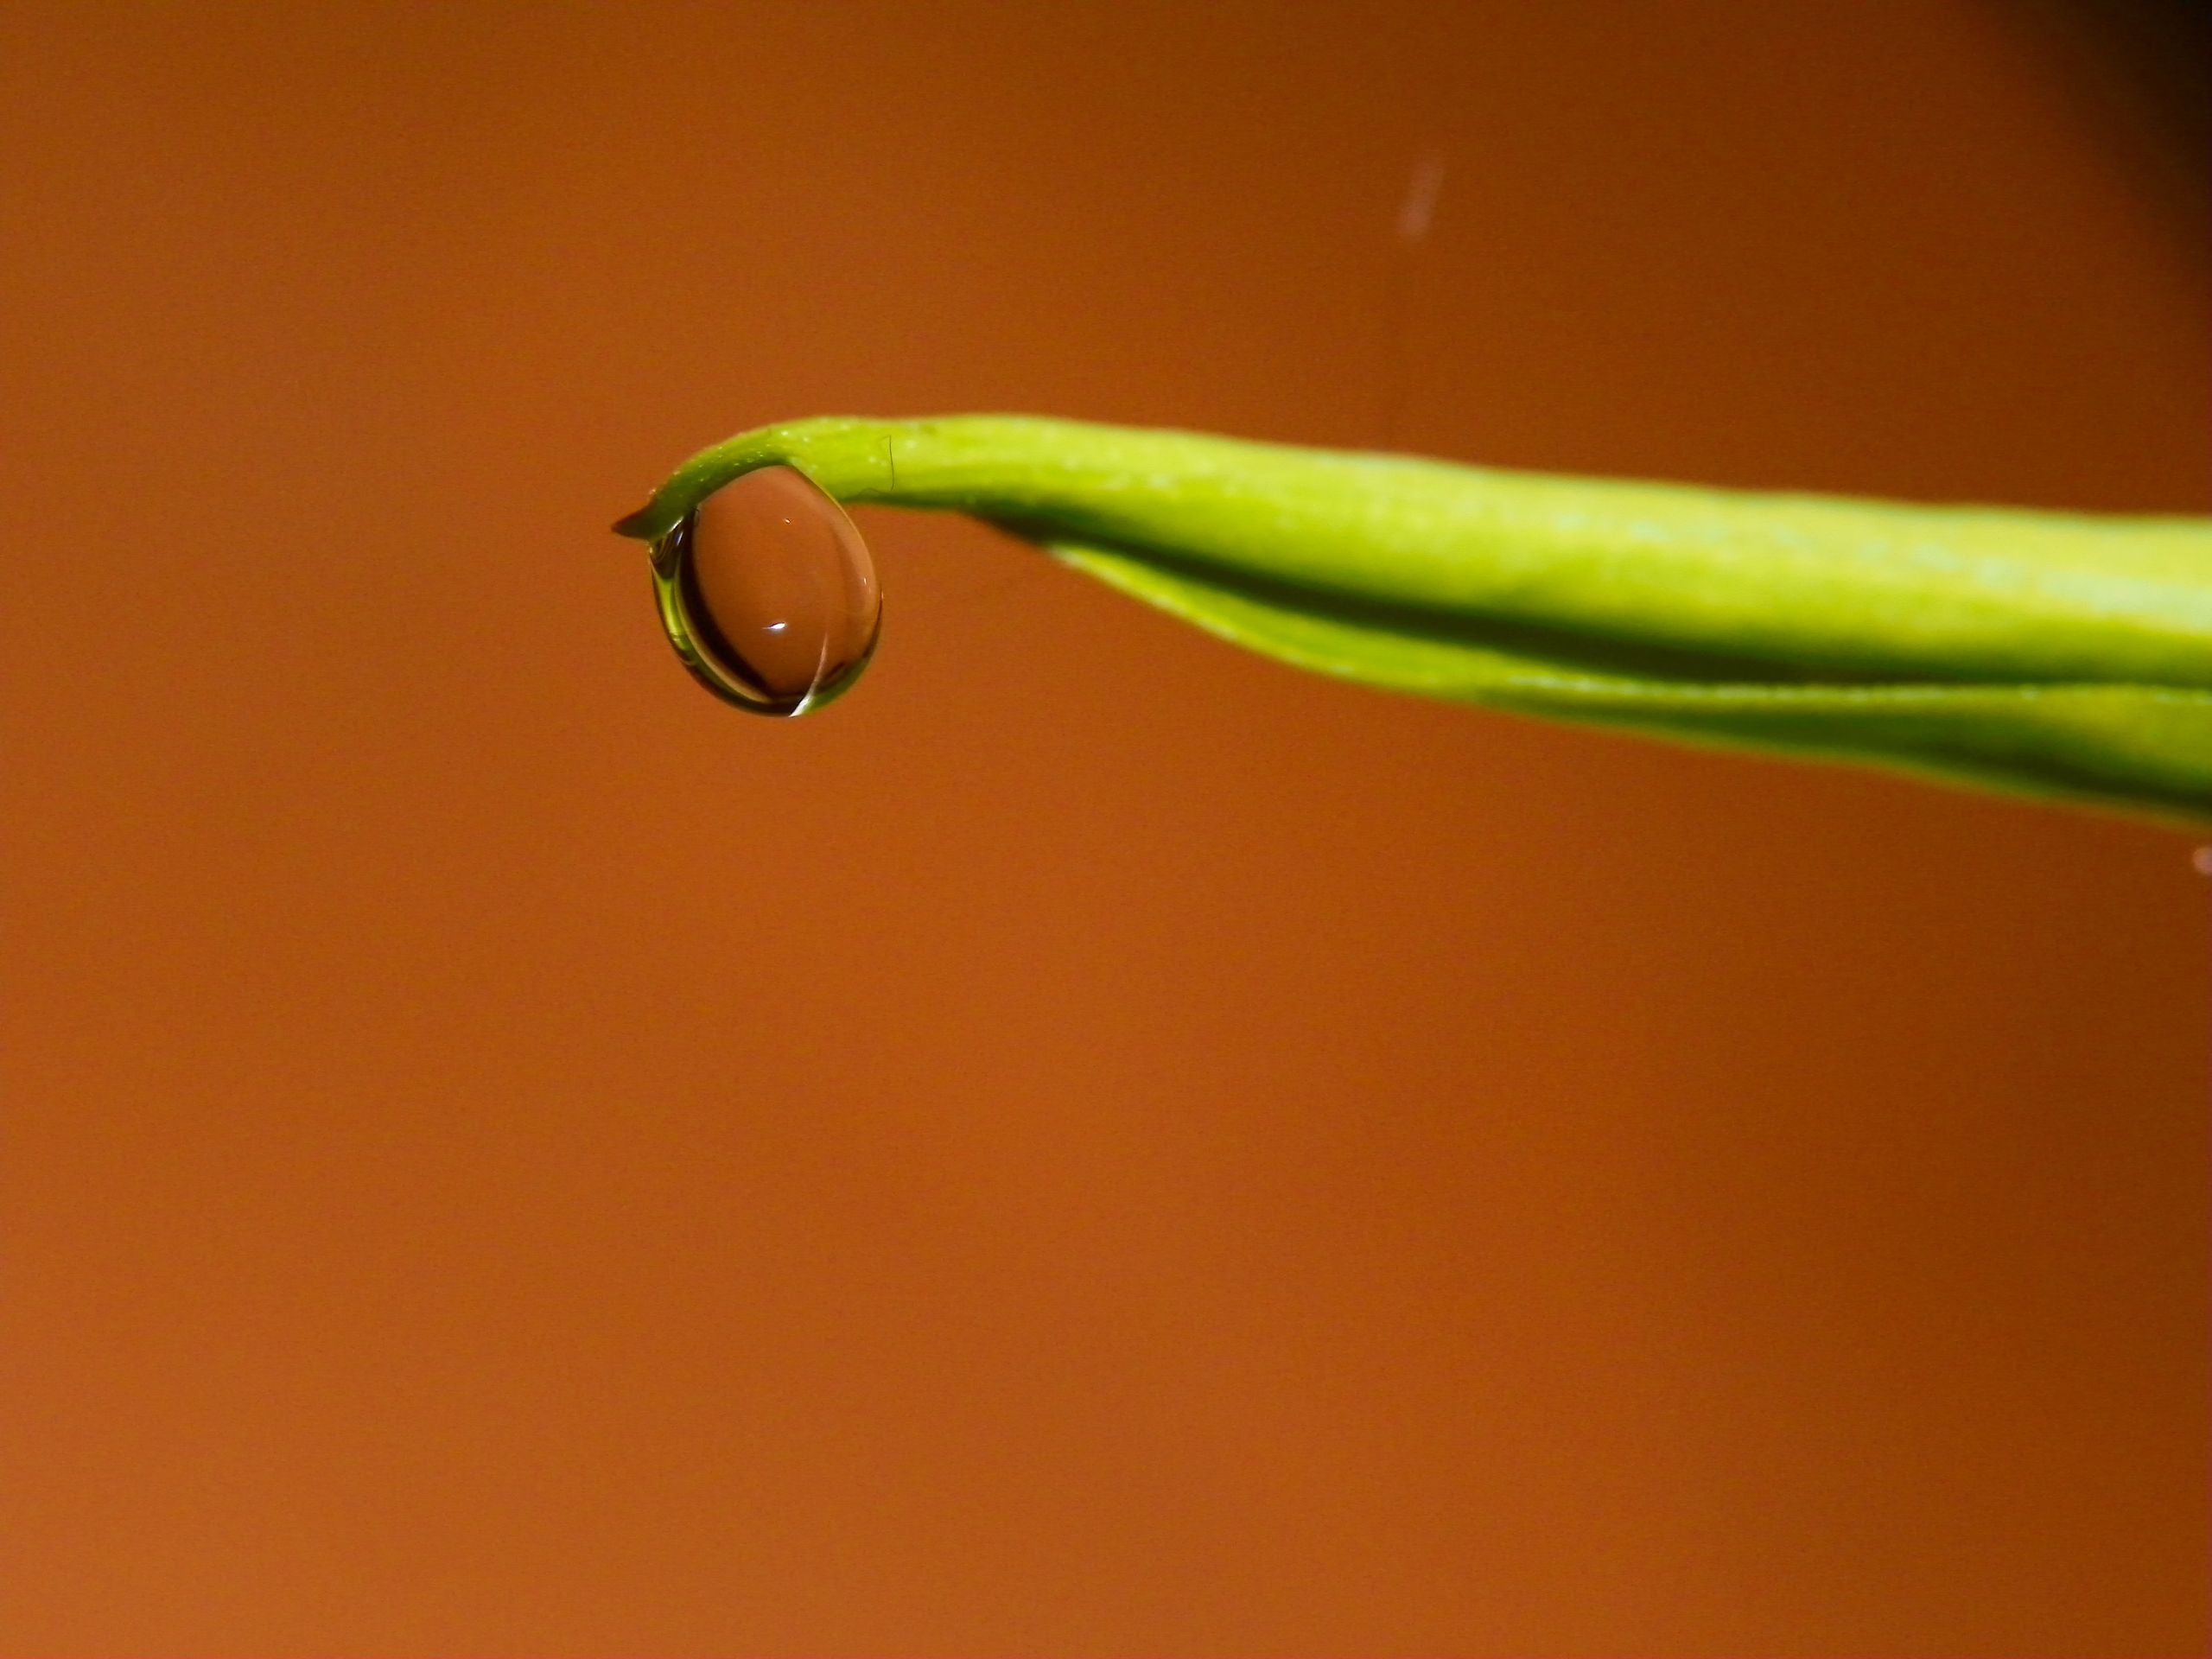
[3,3,2206,1652]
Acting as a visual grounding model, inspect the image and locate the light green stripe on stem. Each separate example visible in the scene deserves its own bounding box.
[616,415,2212,824]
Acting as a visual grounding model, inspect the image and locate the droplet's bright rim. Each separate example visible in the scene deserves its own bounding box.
[646,480,883,719]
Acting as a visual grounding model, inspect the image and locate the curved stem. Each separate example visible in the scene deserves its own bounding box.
[616,415,2212,825]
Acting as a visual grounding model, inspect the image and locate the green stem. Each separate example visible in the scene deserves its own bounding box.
[615,415,2212,825]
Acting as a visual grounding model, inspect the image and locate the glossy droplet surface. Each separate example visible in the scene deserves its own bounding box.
[649,465,881,716]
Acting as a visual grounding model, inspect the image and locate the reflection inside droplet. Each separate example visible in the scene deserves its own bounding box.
[648,465,881,716]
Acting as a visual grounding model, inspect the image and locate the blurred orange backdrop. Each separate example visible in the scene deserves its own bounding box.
[2,2,2205,1652]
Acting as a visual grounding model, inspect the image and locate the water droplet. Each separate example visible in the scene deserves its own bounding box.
[647,465,881,716]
